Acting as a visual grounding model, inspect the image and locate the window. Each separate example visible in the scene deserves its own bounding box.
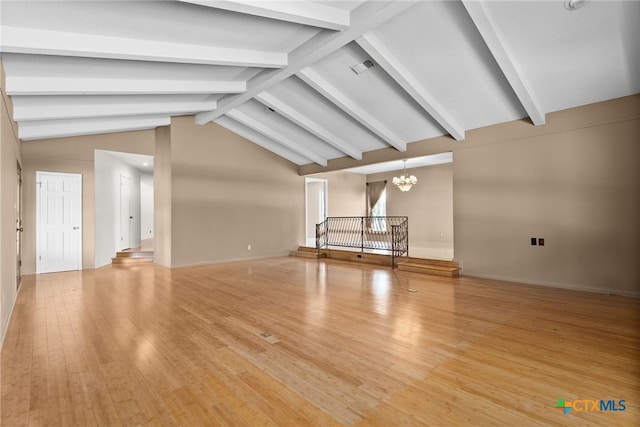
[371,188,386,231]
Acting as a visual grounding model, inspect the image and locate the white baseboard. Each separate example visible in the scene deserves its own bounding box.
[170,252,291,269]
[1,283,22,351]
[461,272,640,297]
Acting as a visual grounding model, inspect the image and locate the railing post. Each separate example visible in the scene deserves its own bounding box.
[316,223,320,254]
[391,224,396,269]
[405,219,409,257]
[360,217,364,252]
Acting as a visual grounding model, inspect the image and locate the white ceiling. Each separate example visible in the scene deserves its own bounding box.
[2,1,638,168]
[97,150,155,175]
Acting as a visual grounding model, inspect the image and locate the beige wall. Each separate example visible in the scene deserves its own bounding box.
[302,95,640,295]
[303,171,365,238]
[154,126,171,267]
[1,59,22,345]
[305,181,323,237]
[168,116,305,267]
[367,163,453,249]
[21,130,155,273]
[322,171,366,217]
[454,114,640,295]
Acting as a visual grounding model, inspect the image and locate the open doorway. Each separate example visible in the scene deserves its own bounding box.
[94,150,154,267]
[305,178,328,247]
[344,153,454,260]
[120,174,132,250]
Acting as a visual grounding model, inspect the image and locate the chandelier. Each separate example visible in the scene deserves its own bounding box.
[392,160,417,192]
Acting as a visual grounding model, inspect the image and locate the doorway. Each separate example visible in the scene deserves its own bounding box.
[16,163,23,288]
[120,174,132,250]
[305,178,328,247]
[36,171,82,274]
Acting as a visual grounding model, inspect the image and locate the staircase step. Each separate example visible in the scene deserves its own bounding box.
[116,250,154,258]
[397,262,459,278]
[112,250,154,265]
[296,246,319,253]
[290,250,326,259]
[111,256,153,265]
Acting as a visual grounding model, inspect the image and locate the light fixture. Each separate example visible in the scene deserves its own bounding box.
[564,0,590,10]
[392,160,417,192]
[350,59,375,75]
[143,162,149,166]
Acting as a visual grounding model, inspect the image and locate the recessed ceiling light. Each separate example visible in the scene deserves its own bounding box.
[143,162,149,166]
[564,0,590,10]
[350,59,375,75]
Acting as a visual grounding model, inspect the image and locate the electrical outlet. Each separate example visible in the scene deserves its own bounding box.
[538,238,544,246]
[247,244,252,251]
[531,237,537,246]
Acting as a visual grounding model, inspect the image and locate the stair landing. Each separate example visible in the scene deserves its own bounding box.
[290,246,460,278]
[290,246,327,259]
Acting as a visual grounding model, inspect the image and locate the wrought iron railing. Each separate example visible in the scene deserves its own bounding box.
[316,216,408,268]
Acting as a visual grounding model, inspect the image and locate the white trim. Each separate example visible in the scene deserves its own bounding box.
[0,285,21,351]
[170,253,291,269]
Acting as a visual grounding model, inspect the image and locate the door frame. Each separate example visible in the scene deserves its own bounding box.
[36,171,83,274]
[16,162,22,289]
[120,174,132,250]
[305,177,328,245]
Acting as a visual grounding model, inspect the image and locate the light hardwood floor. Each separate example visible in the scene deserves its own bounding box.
[2,257,638,426]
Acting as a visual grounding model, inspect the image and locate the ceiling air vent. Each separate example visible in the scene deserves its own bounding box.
[350,59,375,75]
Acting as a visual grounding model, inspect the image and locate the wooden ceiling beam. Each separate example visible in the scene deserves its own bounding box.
[179,0,350,30]
[462,0,545,125]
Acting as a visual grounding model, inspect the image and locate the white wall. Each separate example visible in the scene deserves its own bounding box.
[306,180,323,238]
[94,150,141,267]
[140,173,154,241]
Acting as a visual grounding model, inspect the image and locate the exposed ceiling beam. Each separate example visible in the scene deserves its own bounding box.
[5,76,245,96]
[195,0,417,125]
[179,0,350,31]
[462,0,545,125]
[226,110,327,166]
[356,32,465,141]
[297,67,406,152]
[12,95,218,122]
[1,25,287,68]
[255,92,362,160]
[215,116,309,165]
[19,115,171,141]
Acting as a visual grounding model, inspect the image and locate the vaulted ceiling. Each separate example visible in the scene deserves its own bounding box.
[1,1,638,167]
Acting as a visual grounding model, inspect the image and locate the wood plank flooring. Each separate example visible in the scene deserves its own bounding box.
[1,257,638,426]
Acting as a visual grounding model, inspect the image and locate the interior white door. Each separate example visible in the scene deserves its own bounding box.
[120,175,132,250]
[37,172,82,274]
